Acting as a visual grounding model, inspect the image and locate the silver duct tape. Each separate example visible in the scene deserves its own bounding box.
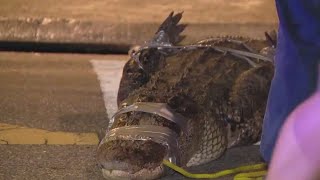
[108,102,188,134]
[213,46,273,62]
[99,125,180,165]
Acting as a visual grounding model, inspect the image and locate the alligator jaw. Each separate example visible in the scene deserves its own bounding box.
[97,138,169,180]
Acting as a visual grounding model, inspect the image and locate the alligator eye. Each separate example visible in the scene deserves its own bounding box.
[128,45,141,56]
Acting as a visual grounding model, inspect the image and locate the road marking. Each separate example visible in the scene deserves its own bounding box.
[90,59,126,126]
[0,123,99,145]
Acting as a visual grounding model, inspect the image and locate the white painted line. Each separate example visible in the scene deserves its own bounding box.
[90,60,126,126]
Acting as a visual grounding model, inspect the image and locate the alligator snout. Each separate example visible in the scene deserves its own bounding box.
[97,139,168,179]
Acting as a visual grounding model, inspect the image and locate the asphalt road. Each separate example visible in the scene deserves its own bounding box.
[0,52,263,180]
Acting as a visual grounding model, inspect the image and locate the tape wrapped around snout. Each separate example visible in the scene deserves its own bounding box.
[108,102,188,134]
[99,125,180,165]
[101,102,189,165]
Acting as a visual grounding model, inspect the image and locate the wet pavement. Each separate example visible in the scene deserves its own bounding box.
[0,52,264,180]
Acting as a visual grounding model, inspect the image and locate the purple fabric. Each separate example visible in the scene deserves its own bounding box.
[260,0,320,162]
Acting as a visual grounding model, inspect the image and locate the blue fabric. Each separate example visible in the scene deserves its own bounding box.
[260,0,320,162]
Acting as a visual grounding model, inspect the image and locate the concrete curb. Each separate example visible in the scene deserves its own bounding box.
[0,17,278,50]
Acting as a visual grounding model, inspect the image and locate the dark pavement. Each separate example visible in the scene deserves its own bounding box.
[0,145,261,180]
[0,145,103,180]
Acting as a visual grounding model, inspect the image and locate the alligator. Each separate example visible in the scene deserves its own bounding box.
[97,12,276,180]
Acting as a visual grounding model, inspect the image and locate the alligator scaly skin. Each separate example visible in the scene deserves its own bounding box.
[97,12,275,179]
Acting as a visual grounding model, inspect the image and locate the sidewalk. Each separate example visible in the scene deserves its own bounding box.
[0,0,278,47]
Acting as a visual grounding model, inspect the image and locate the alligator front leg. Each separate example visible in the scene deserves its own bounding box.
[227,63,274,147]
